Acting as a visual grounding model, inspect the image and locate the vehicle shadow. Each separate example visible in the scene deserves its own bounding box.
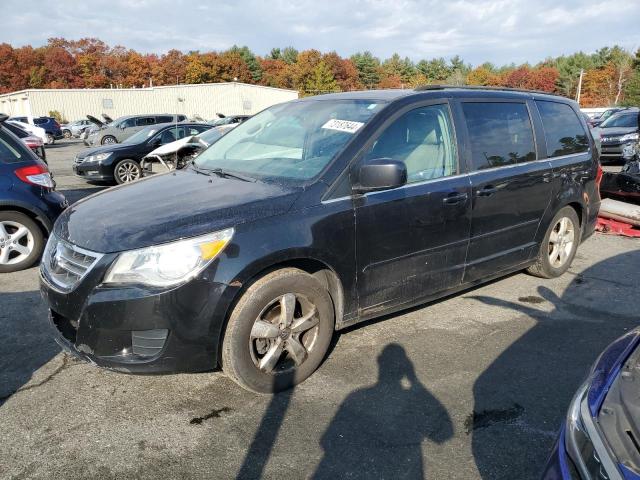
[0,289,60,406]
[58,186,106,204]
[469,249,640,479]
[234,343,453,479]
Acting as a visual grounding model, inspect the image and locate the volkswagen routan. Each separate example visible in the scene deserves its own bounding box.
[40,86,601,393]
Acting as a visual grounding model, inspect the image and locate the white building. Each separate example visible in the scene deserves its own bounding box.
[0,82,298,122]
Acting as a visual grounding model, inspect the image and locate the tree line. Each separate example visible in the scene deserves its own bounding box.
[0,38,639,107]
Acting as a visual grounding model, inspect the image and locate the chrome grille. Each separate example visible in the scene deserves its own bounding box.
[41,235,103,292]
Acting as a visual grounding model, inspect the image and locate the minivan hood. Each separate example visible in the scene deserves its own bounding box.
[595,126,638,136]
[54,169,302,253]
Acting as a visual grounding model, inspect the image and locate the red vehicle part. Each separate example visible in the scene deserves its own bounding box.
[596,217,640,238]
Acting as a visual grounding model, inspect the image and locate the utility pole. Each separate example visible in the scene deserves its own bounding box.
[576,69,584,105]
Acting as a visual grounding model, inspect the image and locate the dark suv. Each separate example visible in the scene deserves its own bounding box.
[10,116,64,144]
[40,87,601,393]
[0,115,67,272]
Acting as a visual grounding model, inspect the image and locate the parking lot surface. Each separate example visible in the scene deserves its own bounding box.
[1,141,639,479]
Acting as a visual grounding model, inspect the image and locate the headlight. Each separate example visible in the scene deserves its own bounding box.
[85,152,112,163]
[104,228,234,287]
[620,133,639,143]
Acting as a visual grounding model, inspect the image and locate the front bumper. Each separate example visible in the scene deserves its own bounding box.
[600,141,637,161]
[40,256,240,374]
[72,161,114,182]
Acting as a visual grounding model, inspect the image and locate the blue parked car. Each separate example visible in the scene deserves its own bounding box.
[10,116,64,144]
[0,114,67,272]
[543,328,640,480]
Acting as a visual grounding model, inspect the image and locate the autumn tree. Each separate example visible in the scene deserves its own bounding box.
[229,45,262,82]
[322,52,361,91]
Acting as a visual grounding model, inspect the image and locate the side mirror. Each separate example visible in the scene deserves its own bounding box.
[150,138,161,147]
[354,158,407,193]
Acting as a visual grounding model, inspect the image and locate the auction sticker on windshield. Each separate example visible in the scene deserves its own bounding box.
[321,119,364,134]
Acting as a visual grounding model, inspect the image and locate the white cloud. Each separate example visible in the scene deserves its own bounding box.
[1,0,639,66]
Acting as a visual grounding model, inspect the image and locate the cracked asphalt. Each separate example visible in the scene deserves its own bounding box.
[1,140,639,479]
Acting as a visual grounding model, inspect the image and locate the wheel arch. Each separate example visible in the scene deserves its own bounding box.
[0,203,51,238]
[216,255,345,367]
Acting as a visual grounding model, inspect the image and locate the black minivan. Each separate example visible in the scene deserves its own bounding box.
[40,87,601,393]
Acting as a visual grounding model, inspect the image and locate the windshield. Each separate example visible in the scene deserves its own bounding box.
[601,113,638,128]
[195,99,385,181]
[123,125,160,144]
[197,127,224,145]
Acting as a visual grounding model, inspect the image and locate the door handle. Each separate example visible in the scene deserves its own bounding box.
[442,192,468,205]
[476,185,498,197]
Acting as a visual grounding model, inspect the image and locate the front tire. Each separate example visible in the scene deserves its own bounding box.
[0,211,44,273]
[101,135,117,145]
[114,159,142,184]
[527,206,580,279]
[222,268,335,393]
[63,129,71,139]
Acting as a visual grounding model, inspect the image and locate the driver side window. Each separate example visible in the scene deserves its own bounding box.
[363,104,457,183]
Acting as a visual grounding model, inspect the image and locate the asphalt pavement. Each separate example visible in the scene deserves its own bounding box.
[0,140,638,479]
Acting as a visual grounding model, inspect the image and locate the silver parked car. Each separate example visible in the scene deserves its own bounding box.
[85,114,187,146]
[62,119,93,138]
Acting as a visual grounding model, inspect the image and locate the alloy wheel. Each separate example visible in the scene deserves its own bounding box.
[102,136,116,145]
[116,161,141,183]
[0,221,35,265]
[249,293,320,374]
[548,217,575,268]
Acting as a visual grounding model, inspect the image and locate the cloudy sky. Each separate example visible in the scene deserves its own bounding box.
[3,0,639,65]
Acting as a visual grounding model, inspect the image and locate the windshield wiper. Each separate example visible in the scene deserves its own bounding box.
[207,168,256,182]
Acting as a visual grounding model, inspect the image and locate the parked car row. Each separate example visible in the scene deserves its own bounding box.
[74,122,214,184]
[9,116,64,144]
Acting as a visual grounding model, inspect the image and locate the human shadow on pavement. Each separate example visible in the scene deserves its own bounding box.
[235,368,296,480]
[469,250,640,479]
[312,343,453,479]
[0,289,60,406]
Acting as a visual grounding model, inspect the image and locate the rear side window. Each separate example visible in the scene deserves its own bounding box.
[0,130,25,163]
[462,102,536,170]
[536,101,589,157]
[156,115,174,123]
[136,117,155,126]
[34,118,48,125]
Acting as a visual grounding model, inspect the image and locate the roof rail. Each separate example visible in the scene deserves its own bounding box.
[0,114,7,123]
[414,84,564,97]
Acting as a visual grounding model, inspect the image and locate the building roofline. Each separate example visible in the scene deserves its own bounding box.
[0,82,297,97]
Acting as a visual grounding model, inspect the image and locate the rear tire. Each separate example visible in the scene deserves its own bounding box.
[0,211,45,273]
[527,206,580,279]
[222,268,334,393]
[46,133,55,145]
